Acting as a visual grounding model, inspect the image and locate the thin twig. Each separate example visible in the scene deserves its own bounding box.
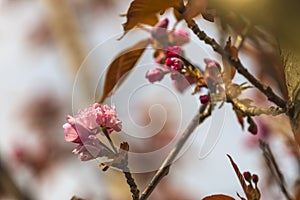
[230,98,285,116]
[259,140,293,200]
[139,104,211,200]
[183,17,286,109]
[123,166,140,200]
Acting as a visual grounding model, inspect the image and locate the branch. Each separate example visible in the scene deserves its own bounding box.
[123,166,140,200]
[230,98,285,116]
[184,18,286,109]
[259,140,293,200]
[139,104,212,200]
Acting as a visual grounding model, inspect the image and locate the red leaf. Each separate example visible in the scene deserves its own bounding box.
[227,155,248,196]
[202,194,235,200]
[173,0,215,22]
[123,0,182,33]
[233,108,245,130]
[99,39,151,103]
[222,37,237,83]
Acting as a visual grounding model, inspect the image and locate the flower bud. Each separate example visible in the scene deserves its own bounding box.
[165,46,182,58]
[200,95,210,104]
[243,171,252,182]
[145,68,165,83]
[170,29,190,46]
[151,18,169,39]
[252,174,259,183]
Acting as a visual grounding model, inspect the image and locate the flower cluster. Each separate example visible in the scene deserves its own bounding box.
[145,18,227,104]
[63,103,122,161]
[146,18,198,93]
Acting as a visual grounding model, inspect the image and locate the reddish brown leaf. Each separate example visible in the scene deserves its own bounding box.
[227,155,247,197]
[233,108,245,130]
[222,37,237,83]
[202,194,235,200]
[99,39,151,103]
[247,116,258,135]
[173,0,214,22]
[123,0,182,33]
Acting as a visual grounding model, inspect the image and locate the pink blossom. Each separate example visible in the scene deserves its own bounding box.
[63,115,91,143]
[63,103,122,161]
[170,29,190,46]
[151,18,169,39]
[72,135,108,161]
[95,104,122,133]
[145,68,165,83]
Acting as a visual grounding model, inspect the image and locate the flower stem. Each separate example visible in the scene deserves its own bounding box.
[102,127,118,153]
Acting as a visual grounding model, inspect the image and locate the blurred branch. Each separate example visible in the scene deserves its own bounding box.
[139,104,212,200]
[70,196,86,200]
[259,140,293,200]
[183,17,287,109]
[234,22,251,50]
[40,0,87,73]
[0,159,32,200]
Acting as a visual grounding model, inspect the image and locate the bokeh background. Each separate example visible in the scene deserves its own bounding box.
[0,0,299,199]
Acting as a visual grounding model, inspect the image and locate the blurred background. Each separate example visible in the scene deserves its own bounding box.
[0,0,299,199]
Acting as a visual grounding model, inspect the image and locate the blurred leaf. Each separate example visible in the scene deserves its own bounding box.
[285,56,300,101]
[123,0,182,33]
[222,37,237,83]
[284,50,300,145]
[99,39,151,103]
[202,194,235,200]
[173,0,215,22]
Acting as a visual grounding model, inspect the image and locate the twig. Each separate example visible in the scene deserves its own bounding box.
[123,166,140,200]
[183,17,286,109]
[259,140,293,200]
[139,104,211,200]
[115,142,140,200]
[230,98,285,116]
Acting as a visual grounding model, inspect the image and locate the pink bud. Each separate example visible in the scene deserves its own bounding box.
[151,18,169,39]
[170,29,190,46]
[200,95,210,104]
[165,46,182,57]
[165,57,184,71]
[145,68,165,83]
[165,57,173,67]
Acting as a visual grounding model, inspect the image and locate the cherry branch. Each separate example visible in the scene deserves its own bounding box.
[183,17,286,109]
[229,98,285,116]
[259,140,293,200]
[123,166,140,200]
[139,104,212,200]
